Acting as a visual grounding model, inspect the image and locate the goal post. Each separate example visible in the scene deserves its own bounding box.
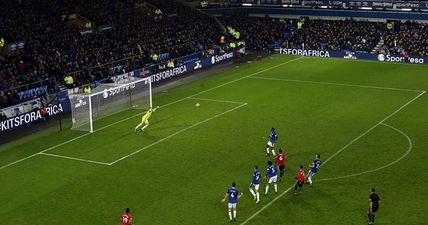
[69,76,152,133]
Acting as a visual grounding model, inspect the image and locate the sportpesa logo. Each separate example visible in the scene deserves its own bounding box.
[194,60,202,70]
[377,54,424,64]
[211,52,234,64]
[103,90,109,98]
[102,84,136,99]
[74,98,87,108]
[377,54,386,61]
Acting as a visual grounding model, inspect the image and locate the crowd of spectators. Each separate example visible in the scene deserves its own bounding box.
[222,15,428,57]
[220,16,388,53]
[0,0,223,108]
[220,14,285,51]
[1,1,428,110]
[283,19,384,52]
[381,21,428,56]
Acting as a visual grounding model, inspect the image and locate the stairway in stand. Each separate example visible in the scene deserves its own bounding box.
[371,37,385,54]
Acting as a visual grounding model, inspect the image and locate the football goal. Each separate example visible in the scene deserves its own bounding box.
[69,76,152,133]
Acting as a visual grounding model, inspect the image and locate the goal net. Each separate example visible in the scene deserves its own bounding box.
[69,76,152,133]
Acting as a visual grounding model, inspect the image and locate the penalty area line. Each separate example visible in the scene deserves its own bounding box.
[187,97,247,105]
[38,152,111,166]
[108,102,248,165]
[240,185,295,225]
[0,132,93,170]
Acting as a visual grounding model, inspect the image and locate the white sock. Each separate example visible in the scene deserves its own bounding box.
[229,211,232,220]
[265,185,269,194]
[274,183,277,193]
[233,210,236,219]
[249,188,256,197]
[308,176,312,184]
[256,192,260,201]
[271,149,276,156]
[266,148,270,154]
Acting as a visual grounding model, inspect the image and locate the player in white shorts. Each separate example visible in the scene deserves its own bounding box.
[265,161,278,194]
[249,166,261,203]
[266,127,279,156]
[221,182,243,222]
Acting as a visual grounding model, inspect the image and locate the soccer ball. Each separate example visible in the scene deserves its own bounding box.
[196,103,200,107]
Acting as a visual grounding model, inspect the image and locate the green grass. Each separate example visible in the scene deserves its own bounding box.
[1,55,428,225]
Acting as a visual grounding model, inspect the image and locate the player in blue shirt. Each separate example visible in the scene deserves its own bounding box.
[306,153,321,185]
[249,166,261,204]
[266,127,279,156]
[221,182,243,222]
[264,161,278,195]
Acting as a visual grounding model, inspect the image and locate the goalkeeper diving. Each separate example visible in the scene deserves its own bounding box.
[135,106,159,131]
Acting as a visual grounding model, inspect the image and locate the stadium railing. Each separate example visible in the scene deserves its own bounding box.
[1,77,58,105]
[202,7,428,21]
[64,39,213,89]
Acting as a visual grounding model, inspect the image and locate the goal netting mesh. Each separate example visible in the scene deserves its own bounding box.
[69,76,152,132]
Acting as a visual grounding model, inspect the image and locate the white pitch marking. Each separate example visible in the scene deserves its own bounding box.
[0,133,92,170]
[108,102,247,165]
[249,76,426,93]
[188,97,247,105]
[240,91,425,225]
[323,90,425,165]
[38,152,111,166]
[317,123,412,182]
[240,185,295,225]
[0,57,303,170]
[187,57,305,99]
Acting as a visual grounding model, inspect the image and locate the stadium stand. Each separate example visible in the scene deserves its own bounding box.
[381,21,428,56]
[0,0,222,107]
[1,1,427,108]
[220,15,389,53]
[220,14,427,57]
[283,19,384,53]
[220,14,284,51]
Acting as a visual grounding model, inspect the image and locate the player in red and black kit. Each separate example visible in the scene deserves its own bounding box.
[294,165,305,195]
[121,208,133,225]
[275,148,287,181]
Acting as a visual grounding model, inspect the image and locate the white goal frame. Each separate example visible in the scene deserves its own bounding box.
[70,76,152,133]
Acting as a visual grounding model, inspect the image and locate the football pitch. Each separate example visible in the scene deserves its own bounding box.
[1,55,428,225]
